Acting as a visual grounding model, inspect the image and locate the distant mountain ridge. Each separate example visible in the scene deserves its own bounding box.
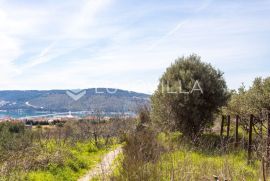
[0,88,150,113]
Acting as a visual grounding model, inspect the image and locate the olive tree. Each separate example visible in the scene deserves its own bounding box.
[151,54,229,138]
[228,77,270,117]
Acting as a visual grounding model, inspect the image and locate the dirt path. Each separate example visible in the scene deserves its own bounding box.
[78,147,122,181]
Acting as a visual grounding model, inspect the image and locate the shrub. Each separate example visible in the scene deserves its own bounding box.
[119,108,164,179]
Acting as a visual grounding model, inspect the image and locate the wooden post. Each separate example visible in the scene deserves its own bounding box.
[248,114,253,164]
[235,115,239,148]
[226,115,231,140]
[267,112,270,168]
[220,115,225,138]
[263,158,266,181]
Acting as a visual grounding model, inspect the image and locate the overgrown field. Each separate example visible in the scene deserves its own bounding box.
[114,148,260,181]
[0,119,130,181]
[111,130,265,181]
[26,141,117,181]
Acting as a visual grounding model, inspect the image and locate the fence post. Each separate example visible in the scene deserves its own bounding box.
[248,114,253,164]
[267,112,270,168]
[226,115,230,140]
[220,115,225,138]
[235,115,239,148]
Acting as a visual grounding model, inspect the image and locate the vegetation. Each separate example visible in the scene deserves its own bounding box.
[151,54,229,138]
[113,132,261,181]
[227,77,270,116]
[26,141,115,181]
[1,55,269,180]
[0,118,132,181]
[108,56,270,181]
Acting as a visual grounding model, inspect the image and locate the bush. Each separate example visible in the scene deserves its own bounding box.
[119,108,164,180]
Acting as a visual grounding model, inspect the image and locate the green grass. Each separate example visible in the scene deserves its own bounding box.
[113,148,261,181]
[156,149,260,181]
[26,141,117,181]
[112,132,264,181]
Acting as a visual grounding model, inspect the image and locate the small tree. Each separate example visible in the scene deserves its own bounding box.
[228,77,270,116]
[151,54,229,138]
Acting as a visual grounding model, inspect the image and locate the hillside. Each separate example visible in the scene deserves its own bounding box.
[0,88,150,113]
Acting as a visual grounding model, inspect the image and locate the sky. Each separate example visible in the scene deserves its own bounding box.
[0,0,270,94]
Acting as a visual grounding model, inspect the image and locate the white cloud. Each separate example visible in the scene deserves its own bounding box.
[0,0,269,93]
[21,0,112,71]
[0,9,23,85]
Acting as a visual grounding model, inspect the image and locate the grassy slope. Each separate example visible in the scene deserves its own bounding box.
[112,132,262,181]
[26,141,117,181]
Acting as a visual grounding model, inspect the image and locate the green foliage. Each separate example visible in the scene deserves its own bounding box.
[26,141,112,181]
[151,54,229,138]
[27,171,55,181]
[8,122,25,133]
[227,77,270,116]
[0,122,33,152]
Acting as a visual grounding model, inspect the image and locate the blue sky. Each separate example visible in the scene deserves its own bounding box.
[0,0,269,93]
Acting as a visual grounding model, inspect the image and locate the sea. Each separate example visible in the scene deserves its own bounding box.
[0,110,57,119]
[0,109,136,119]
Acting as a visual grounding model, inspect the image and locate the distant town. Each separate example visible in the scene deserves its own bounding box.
[0,110,137,126]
